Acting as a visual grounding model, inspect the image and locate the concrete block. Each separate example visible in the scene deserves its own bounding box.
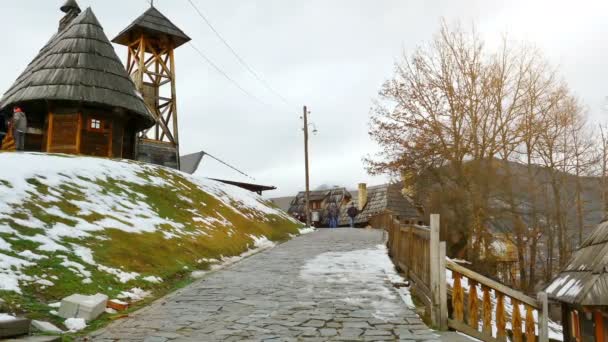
[0,317,31,338]
[4,336,61,342]
[58,293,108,321]
[31,320,63,333]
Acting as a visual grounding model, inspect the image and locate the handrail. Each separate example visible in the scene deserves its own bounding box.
[447,260,539,309]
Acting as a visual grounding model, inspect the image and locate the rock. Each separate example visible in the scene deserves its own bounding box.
[0,317,31,338]
[58,293,108,321]
[31,320,63,333]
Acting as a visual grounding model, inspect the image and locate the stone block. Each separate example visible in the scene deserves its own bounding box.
[4,336,61,342]
[58,293,108,321]
[0,317,31,338]
[31,320,63,333]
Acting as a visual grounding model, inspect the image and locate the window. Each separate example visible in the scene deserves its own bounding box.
[88,118,103,131]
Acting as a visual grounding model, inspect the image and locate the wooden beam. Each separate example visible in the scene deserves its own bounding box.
[75,113,81,154]
[46,112,53,152]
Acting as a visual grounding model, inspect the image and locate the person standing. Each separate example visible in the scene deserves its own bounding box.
[12,106,27,151]
[347,203,359,228]
[328,203,338,228]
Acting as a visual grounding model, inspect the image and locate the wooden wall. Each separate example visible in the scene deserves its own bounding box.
[43,108,138,159]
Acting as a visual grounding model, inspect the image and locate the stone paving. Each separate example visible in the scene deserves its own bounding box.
[88,229,443,341]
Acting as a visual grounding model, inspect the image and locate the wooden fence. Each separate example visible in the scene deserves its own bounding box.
[385,214,549,342]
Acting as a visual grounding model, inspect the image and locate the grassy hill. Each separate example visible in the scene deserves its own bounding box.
[0,152,303,332]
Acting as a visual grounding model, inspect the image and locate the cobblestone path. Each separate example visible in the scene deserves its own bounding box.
[89,229,442,341]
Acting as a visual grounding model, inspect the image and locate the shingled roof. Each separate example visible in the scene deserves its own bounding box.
[339,183,422,225]
[0,8,155,128]
[112,6,191,48]
[546,219,608,305]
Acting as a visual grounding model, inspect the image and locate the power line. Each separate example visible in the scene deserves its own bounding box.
[189,43,270,108]
[186,0,292,106]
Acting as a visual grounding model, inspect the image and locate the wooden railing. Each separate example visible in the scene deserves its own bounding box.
[447,260,549,342]
[385,216,433,306]
[384,213,549,342]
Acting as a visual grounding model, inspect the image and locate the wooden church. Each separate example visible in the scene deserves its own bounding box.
[0,0,189,168]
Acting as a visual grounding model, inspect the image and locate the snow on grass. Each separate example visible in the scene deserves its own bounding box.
[118,288,151,302]
[0,252,34,293]
[298,227,316,235]
[64,317,87,332]
[142,276,162,283]
[0,152,302,318]
[300,244,416,321]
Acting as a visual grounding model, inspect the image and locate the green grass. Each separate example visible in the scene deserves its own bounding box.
[0,157,303,337]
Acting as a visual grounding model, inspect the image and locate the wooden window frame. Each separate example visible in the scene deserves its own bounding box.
[87,118,104,132]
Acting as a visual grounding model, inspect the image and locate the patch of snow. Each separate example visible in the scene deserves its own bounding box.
[71,245,95,265]
[58,256,91,278]
[0,252,35,293]
[97,265,139,284]
[17,250,48,261]
[249,235,276,249]
[142,276,162,283]
[191,271,207,279]
[105,308,117,314]
[64,317,87,332]
[48,302,61,308]
[36,279,55,287]
[300,244,410,320]
[299,227,316,235]
[118,288,151,302]
[0,313,16,322]
[0,236,11,250]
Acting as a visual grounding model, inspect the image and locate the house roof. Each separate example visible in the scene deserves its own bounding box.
[112,6,191,48]
[180,151,205,174]
[545,219,608,305]
[287,188,352,218]
[340,183,421,225]
[0,8,155,128]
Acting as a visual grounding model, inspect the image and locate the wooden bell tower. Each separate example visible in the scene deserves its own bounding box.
[113,5,190,169]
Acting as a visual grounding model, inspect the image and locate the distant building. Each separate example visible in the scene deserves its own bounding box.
[288,187,352,226]
[285,182,422,227]
[338,183,422,227]
[545,219,608,341]
[0,2,155,158]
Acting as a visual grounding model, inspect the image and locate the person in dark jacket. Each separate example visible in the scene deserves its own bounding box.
[12,106,27,151]
[347,203,359,228]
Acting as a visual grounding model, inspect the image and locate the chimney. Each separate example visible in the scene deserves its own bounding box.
[358,183,368,211]
[59,0,81,32]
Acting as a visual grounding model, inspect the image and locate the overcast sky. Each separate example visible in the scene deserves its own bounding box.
[1,0,608,197]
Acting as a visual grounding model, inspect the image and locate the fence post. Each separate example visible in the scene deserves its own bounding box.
[430,214,440,328]
[439,241,448,330]
[538,292,549,342]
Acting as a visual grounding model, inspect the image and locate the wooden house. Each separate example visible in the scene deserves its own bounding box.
[0,1,155,158]
[288,188,353,225]
[339,183,422,227]
[545,219,608,341]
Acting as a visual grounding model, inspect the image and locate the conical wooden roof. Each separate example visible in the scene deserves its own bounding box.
[0,8,155,128]
[112,6,190,48]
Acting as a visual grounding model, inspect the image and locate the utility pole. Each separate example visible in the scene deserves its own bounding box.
[303,106,311,227]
